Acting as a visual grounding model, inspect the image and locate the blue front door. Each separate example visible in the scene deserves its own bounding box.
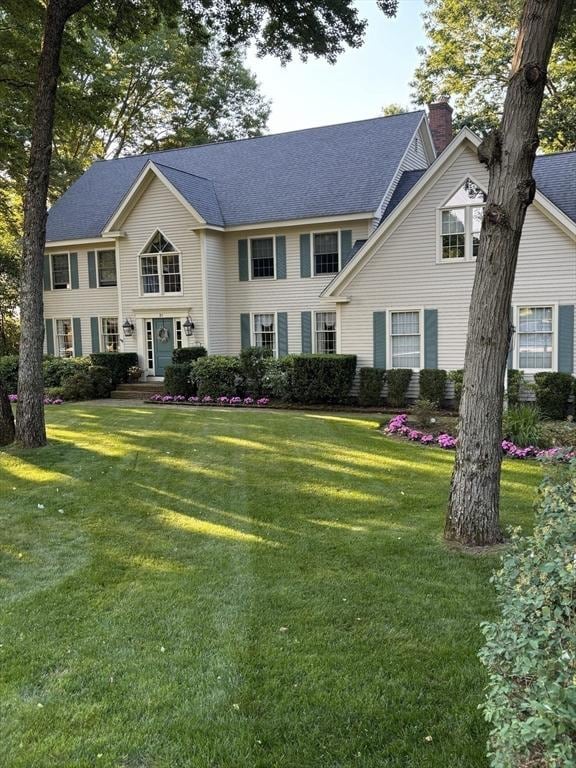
[153,318,174,375]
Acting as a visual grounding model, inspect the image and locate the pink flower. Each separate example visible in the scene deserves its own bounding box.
[256,397,270,406]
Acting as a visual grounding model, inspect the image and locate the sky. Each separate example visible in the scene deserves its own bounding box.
[246,0,428,134]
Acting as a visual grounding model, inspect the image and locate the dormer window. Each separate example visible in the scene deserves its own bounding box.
[439,178,486,261]
[139,231,181,295]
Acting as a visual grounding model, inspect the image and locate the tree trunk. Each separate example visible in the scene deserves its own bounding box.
[445,0,565,546]
[15,1,85,447]
[0,386,16,446]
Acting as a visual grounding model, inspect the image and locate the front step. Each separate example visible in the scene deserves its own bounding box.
[111,390,160,400]
[112,382,162,400]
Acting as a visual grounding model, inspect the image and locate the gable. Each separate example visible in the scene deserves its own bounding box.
[121,174,200,236]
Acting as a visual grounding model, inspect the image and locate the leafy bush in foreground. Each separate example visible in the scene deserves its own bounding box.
[89,352,139,387]
[164,364,193,396]
[448,369,464,409]
[506,369,524,408]
[502,404,542,448]
[172,346,207,364]
[533,372,574,420]
[479,470,576,768]
[190,356,241,398]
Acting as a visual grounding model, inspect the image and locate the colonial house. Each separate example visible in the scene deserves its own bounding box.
[43,102,576,389]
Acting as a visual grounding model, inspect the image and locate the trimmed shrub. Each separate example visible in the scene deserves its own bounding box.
[190,356,241,398]
[448,369,464,409]
[386,368,412,408]
[289,354,357,404]
[412,398,439,428]
[172,346,207,364]
[502,404,542,448]
[418,368,447,406]
[262,356,294,400]
[533,371,574,420]
[506,369,524,408]
[479,469,576,768]
[164,364,192,396]
[240,346,272,396]
[61,366,112,401]
[89,352,139,386]
[358,367,385,407]
[0,355,19,392]
[43,356,88,387]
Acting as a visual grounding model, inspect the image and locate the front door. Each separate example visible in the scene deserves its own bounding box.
[152,318,174,375]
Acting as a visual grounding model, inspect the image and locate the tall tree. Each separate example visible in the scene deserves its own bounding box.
[444,0,567,546]
[13,0,398,447]
[413,0,576,152]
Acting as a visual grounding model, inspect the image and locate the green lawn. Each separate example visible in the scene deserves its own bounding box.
[0,404,541,768]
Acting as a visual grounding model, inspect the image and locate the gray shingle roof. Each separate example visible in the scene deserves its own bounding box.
[534,152,576,222]
[46,111,425,241]
[381,169,426,221]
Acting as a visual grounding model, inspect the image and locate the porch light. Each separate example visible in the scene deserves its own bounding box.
[183,316,195,337]
[122,318,135,337]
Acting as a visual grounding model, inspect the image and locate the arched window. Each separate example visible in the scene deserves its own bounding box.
[439,178,486,261]
[139,231,182,294]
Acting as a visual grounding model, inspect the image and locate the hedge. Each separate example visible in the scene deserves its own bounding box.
[43,356,88,387]
[61,366,113,401]
[190,356,241,398]
[289,354,357,404]
[240,346,272,396]
[533,371,574,420]
[172,346,207,364]
[164,364,193,396]
[89,352,139,387]
[479,469,576,767]
[418,368,446,406]
[386,368,412,408]
[358,368,385,407]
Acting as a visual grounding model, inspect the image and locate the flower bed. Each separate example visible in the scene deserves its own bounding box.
[384,414,575,462]
[148,393,270,407]
[9,394,64,405]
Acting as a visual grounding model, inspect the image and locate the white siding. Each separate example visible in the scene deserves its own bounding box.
[43,242,119,355]
[339,143,576,395]
[204,231,227,354]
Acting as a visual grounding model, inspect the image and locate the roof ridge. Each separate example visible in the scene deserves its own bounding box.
[535,149,576,159]
[152,161,214,185]
[92,110,426,164]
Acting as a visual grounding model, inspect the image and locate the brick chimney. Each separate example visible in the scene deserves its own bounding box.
[428,98,453,155]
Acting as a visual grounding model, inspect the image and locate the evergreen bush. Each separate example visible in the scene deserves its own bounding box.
[89,352,139,386]
[418,368,447,406]
[533,372,574,420]
[448,369,464,409]
[386,368,412,408]
[506,369,524,408]
[172,346,207,364]
[164,364,193,396]
[358,367,385,407]
[289,354,356,404]
[190,356,241,398]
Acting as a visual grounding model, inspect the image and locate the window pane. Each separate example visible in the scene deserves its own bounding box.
[518,306,552,333]
[518,307,553,369]
[56,318,73,357]
[445,178,486,207]
[101,317,119,352]
[141,256,159,293]
[315,312,337,354]
[251,238,274,279]
[52,254,70,289]
[144,232,176,253]
[162,253,181,293]
[441,209,466,259]
[254,313,275,351]
[391,311,419,336]
[471,207,483,259]
[98,250,117,286]
[391,311,420,368]
[314,232,339,274]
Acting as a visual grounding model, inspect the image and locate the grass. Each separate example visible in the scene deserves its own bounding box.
[0,404,542,768]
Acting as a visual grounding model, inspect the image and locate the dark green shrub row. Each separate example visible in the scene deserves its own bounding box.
[387,369,412,408]
[533,371,574,420]
[419,368,447,405]
[172,346,207,364]
[479,469,576,767]
[164,364,194,396]
[89,352,139,387]
[358,368,385,407]
[61,366,113,401]
[240,347,272,396]
[190,355,241,398]
[0,355,91,392]
[289,354,357,404]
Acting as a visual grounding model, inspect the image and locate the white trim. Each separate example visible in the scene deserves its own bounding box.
[103,161,207,233]
[250,311,278,357]
[512,303,557,372]
[311,229,341,277]
[248,235,276,281]
[45,237,115,249]
[387,308,424,371]
[53,316,74,358]
[312,310,338,354]
[137,229,183,298]
[50,252,72,291]
[95,247,118,288]
[199,230,210,352]
[224,212,373,233]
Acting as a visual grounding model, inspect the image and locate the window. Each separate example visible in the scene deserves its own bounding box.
[97,250,117,286]
[390,311,421,368]
[139,232,181,294]
[314,232,339,274]
[517,306,553,369]
[52,253,70,289]
[315,312,337,353]
[101,317,119,352]
[251,238,275,279]
[253,313,275,352]
[440,178,486,261]
[55,318,73,357]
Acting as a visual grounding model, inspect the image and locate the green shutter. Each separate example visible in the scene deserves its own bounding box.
[70,252,79,289]
[340,230,353,269]
[45,319,54,356]
[275,236,286,279]
[90,317,100,353]
[43,255,51,290]
[300,234,311,278]
[240,313,251,350]
[238,240,249,281]
[558,304,574,373]
[72,317,82,356]
[373,311,386,369]
[424,309,438,369]
[277,312,288,357]
[301,311,312,353]
[88,251,97,288]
